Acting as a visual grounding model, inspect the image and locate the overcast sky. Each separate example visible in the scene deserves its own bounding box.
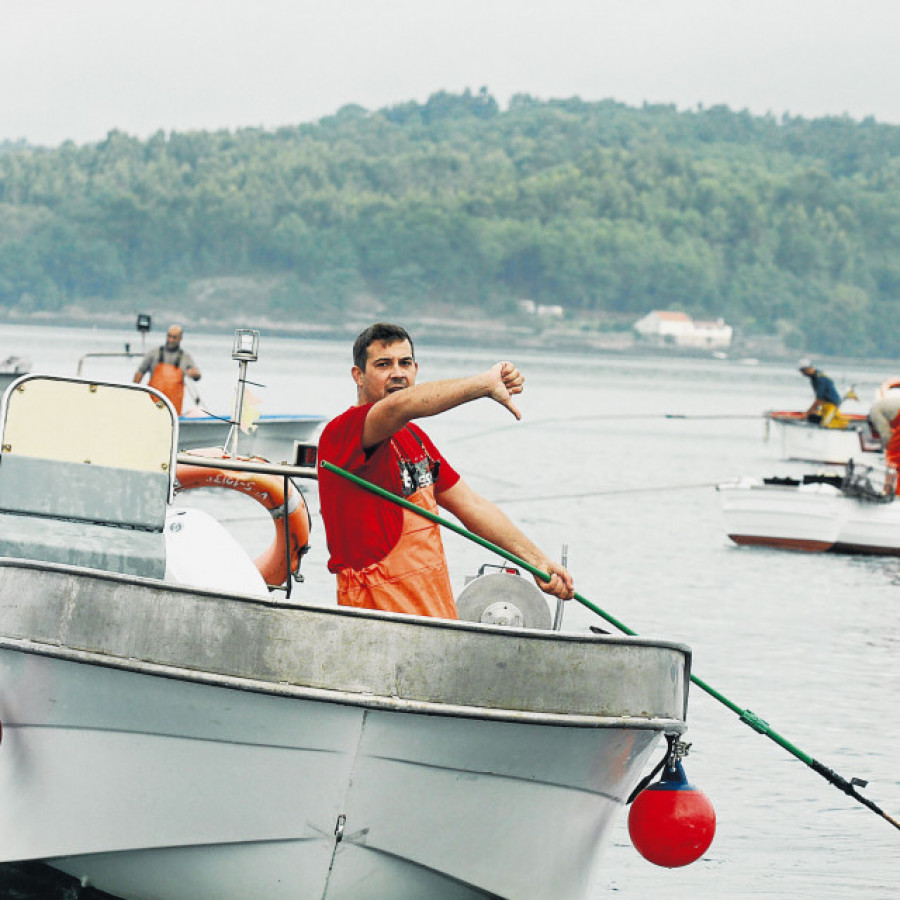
[2,1,898,147]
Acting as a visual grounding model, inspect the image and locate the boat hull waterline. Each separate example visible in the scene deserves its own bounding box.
[0,561,691,900]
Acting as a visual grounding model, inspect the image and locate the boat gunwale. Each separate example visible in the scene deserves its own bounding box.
[0,635,687,731]
[0,557,691,728]
[767,410,868,430]
[0,556,692,655]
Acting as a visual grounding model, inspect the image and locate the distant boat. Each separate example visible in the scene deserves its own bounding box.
[717,461,900,554]
[0,374,693,899]
[75,336,325,463]
[766,410,880,464]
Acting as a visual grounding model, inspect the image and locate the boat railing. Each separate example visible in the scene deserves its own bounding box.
[841,459,897,503]
[175,452,318,598]
[175,453,318,483]
[76,350,144,377]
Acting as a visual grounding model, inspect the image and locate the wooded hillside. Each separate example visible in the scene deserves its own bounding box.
[2,88,900,356]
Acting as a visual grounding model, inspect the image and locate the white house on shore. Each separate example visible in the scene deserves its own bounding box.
[633,310,733,349]
[518,299,565,318]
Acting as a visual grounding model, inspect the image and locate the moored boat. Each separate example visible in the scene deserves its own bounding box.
[766,410,881,464]
[0,374,692,899]
[717,461,900,555]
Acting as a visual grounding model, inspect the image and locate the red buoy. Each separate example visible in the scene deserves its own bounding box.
[628,761,716,867]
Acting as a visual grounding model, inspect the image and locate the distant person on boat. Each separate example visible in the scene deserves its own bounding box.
[798,359,843,427]
[868,380,900,446]
[133,324,201,415]
[317,321,574,619]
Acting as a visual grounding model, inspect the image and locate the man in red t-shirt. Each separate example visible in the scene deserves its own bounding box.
[317,322,574,618]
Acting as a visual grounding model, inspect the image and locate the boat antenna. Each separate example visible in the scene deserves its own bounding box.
[320,459,900,834]
[226,329,260,457]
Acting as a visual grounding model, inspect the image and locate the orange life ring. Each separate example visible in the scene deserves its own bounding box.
[175,450,311,587]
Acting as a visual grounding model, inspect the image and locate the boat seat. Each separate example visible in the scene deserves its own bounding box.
[0,376,176,578]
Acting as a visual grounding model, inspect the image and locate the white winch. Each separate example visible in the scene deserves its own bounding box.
[456,565,553,630]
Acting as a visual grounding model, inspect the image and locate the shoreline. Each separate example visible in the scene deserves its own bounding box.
[3,311,886,369]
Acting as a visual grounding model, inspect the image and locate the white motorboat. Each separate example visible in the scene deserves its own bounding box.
[717,462,900,555]
[765,410,881,464]
[0,375,692,900]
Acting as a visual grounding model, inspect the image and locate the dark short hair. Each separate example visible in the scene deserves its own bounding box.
[352,322,414,370]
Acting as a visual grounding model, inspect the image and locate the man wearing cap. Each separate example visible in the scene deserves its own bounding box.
[798,359,842,425]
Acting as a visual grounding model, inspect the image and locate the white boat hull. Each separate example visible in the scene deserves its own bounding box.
[5,654,654,900]
[0,562,689,900]
[836,497,900,554]
[718,476,900,555]
[768,415,869,464]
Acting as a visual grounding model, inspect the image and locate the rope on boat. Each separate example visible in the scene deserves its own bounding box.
[321,459,900,834]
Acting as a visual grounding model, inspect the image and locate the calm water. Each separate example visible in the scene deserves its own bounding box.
[3,323,898,898]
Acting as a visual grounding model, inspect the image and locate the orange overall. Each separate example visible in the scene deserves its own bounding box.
[336,480,458,619]
[149,360,185,414]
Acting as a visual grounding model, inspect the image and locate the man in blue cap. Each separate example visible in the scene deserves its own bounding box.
[798,359,842,425]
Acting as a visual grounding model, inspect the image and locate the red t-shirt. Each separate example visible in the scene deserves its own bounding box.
[318,404,460,572]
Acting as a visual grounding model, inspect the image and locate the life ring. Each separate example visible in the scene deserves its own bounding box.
[175,449,311,587]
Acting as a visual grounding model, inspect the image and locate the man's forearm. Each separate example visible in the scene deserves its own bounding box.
[364,373,495,447]
[389,374,493,420]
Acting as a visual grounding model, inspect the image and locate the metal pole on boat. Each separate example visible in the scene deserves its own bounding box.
[226,329,259,457]
[320,459,900,833]
[552,544,568,631]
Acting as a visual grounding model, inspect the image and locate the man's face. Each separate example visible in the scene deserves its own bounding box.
[353,339,418,404]
[166,328,182,350]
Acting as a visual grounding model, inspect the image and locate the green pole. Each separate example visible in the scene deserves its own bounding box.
[320,459,900,832]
